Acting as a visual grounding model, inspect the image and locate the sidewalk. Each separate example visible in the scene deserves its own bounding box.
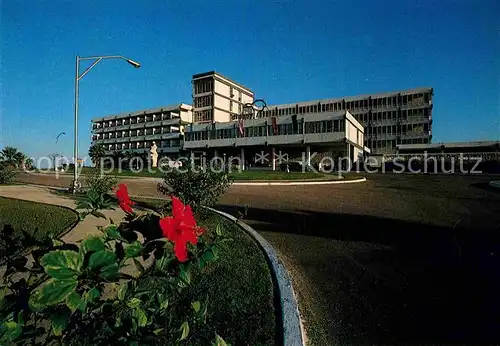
[0,185,126,243]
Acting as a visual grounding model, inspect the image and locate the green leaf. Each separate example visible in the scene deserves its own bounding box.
[129,341,138,346]
[212,245,220,257]
[84,287,101,302]
[16,311,25,325]
[66,292,86,313]
[103,224,122,240]
[50,308,70,336]
[202,249,215,262]
[132,259,145,275]
[133,308,148,327]
[160,298,169,310]
[100,263,119,280]
[127,297,141,309]
[191,301,201,313]
[91,211,107,219]
[81,236,105,254]
[41,250,82,273]
[153,328,164,335]
[125,241,144,258]
[213,334,228,346]
[155,253,173,272]
[88,250,116,270]
[30,279,77,309]
[215,224,223,237]
[46,267,80,281]
[179,265,191,284]
[1,321,22,341]
[179,321,189,341]
[117,282,128,301]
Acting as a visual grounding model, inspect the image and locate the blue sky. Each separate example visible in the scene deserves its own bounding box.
[1,0,499,162]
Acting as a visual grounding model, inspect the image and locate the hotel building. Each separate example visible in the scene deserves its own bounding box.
[91,103,192,156]
[91,70,433,168]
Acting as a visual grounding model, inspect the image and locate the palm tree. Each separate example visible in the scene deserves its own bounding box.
[89,144,106,167]
[123,150,135,170]
[23,157,34,170]
[0,146,25,168]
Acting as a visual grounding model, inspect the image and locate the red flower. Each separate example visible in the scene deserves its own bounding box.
[159,196,205,262]
[116,184,134,214]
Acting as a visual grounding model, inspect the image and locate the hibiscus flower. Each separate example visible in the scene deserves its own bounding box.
[159,196,205,262]
[115,184,134,214]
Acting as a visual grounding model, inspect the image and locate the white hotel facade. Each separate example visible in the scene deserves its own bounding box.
[91,71,432,169]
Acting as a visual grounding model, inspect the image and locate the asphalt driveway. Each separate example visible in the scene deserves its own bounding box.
[218,174,500,345]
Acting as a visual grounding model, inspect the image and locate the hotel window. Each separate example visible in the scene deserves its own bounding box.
[325,120,333,132]
[333,120,339,132]
[194,79,213,94]
[194,110,212,123]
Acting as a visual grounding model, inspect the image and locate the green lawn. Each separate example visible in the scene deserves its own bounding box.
[178,211,277,344]
[0,197,79,241]
[55,166,332,180]
[230,169,327,180]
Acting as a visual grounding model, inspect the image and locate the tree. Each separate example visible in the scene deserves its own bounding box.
[111,150,123,169]
[123,150,135,170]
[89,144,106,167]
[0,146,25,168]
[22,156,34,170]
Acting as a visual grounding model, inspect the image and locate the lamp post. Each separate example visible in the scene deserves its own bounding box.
[72,55,141,192]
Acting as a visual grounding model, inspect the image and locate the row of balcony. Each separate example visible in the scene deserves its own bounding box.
[359,116,431,127]
[93,132,181,144]
[103,147,182,155]
[93,118,180,133]
[262,100,432,118]
[365,132,431,141]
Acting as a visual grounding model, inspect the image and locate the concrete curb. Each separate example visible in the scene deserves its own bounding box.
[489,181,500,189]
[206,207,306,346]
[232,177,366,186]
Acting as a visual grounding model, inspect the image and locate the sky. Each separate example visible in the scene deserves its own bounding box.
[1,0,499,163]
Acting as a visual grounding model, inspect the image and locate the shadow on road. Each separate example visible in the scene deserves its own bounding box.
[216,204,500,344]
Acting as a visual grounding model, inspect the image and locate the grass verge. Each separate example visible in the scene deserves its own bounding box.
[0,196,79,263]
[0,197,79,241]
[183,211,277,344]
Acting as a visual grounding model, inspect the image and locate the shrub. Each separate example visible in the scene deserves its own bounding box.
[157,163,233,211]
[0,163,16,184]
[0,184,229,345]
[85,170,118,196]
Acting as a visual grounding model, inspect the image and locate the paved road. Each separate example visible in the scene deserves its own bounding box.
[15,172,500,344]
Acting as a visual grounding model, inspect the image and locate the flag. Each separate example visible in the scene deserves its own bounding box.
[238,118,244,136]
[292,114,298,133]
[272,116,278,135]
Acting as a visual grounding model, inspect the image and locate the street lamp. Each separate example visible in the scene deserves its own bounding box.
[71,55,141,192]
